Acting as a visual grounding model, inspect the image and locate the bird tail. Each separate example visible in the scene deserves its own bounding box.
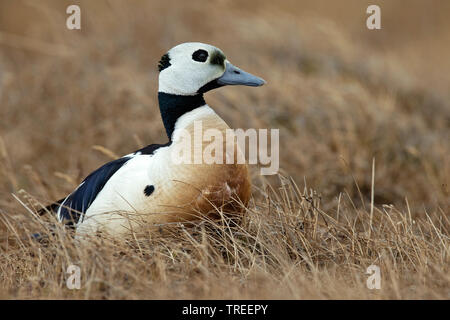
[34,198,65,244]
[37,198,65,216]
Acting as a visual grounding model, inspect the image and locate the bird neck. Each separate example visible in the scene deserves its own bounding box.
[158,92,206,140]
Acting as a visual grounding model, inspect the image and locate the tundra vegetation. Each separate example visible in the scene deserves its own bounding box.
[0,0,448,299]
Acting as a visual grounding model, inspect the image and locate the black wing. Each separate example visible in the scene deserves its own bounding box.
[39,142,171,228]
[54,157,132,227]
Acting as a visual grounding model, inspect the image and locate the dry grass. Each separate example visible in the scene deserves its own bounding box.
[0,0,449,299]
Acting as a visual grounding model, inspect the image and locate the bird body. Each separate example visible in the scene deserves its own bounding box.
[41,42,264,236]
[76,105,251,235]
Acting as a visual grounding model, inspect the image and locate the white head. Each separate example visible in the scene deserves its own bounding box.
[158,42,265,96]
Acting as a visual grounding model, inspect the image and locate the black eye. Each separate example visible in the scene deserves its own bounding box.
[192,49,208,62]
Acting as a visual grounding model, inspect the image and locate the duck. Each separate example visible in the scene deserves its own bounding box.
[39,42,265,237]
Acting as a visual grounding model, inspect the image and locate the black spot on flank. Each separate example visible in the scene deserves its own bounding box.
[233,70,240,74]
[144,185,155,197]
[210,51,225,66]
[158,53,171,71]
[192,49,208,62]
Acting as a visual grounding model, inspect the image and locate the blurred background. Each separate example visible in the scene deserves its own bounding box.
[0,0,448,216]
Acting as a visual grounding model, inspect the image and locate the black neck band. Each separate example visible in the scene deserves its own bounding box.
[158,92,206,140]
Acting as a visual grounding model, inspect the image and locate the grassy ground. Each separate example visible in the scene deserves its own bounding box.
[0,0,448,299]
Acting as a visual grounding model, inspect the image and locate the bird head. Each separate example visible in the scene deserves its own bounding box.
[158,42,265,95]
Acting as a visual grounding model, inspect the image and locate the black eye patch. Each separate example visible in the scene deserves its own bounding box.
[192,49,209,62]
[210,51,226,66]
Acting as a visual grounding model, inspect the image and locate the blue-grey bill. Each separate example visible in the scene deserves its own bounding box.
[217,62,266,87]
